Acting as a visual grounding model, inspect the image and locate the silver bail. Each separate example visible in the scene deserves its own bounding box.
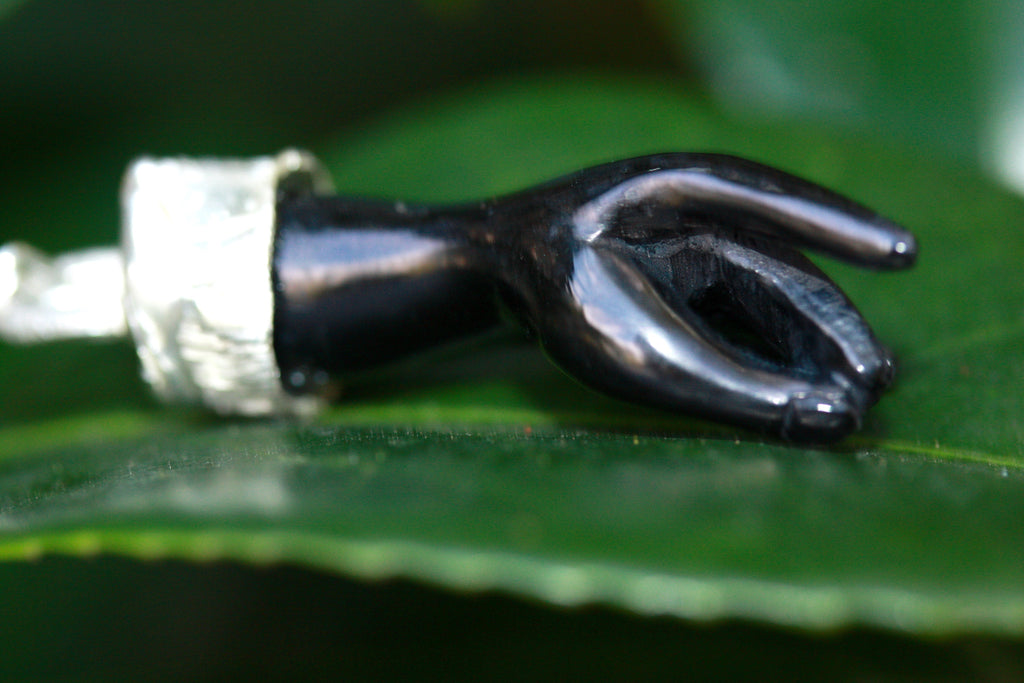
[0,149,332,418]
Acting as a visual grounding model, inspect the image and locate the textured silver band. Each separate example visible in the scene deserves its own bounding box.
[121,149,332,416]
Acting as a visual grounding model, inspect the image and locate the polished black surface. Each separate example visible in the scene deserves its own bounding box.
[273,153,917,442]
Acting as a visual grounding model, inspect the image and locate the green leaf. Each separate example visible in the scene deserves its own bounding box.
[0,0,28,20]
[4,74,1024,636]
[653,0,1024,180]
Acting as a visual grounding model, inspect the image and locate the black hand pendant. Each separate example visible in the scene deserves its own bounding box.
[0,150,916,442]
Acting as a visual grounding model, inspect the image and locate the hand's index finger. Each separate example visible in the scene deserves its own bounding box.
[571,154,918,270]
[719,172,918,270]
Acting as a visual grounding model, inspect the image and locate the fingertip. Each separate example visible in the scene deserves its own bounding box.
[841,215,918,270]
[780,391,863,443]
[870,351,897,399]
[884,230,918,269]
[833,345,897,408]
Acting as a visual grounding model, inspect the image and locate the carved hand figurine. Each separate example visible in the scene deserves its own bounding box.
[1,151,916,443]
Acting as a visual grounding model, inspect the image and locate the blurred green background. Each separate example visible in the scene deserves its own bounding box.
[5,0,1024,251]
[4,1,1024,680]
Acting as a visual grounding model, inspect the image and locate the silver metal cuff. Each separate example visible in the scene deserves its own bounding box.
[121,149,332,416]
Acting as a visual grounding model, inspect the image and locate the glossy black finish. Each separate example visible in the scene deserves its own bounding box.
[273,197,499,397]
[273,153,917,442]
